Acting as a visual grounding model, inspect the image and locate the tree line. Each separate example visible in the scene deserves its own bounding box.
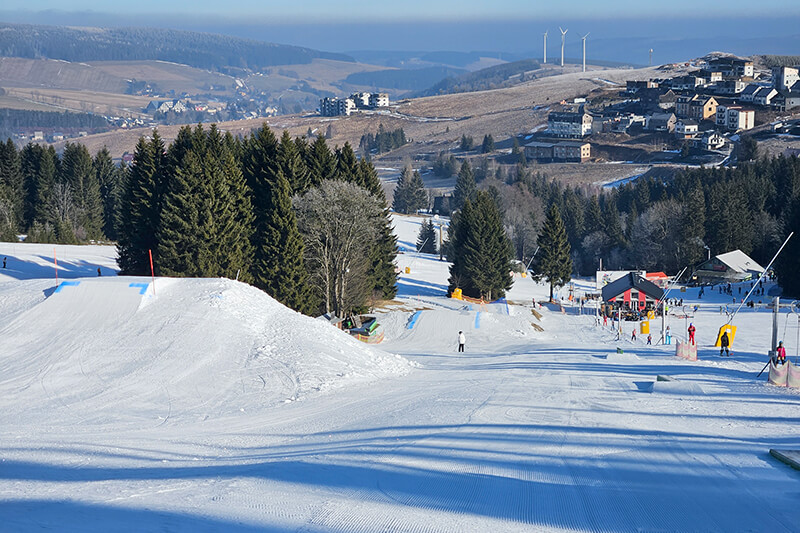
[0,126,398,316]
[359,125,408,154]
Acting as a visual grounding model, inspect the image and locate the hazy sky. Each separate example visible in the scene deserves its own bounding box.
[4,0,800,22]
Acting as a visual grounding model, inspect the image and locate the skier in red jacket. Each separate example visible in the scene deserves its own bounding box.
[688,323,696,345]
[776,341,787,365]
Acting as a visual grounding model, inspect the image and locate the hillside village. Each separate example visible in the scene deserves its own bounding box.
[523,55,800,165]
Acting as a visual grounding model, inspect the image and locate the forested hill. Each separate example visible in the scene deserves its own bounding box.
[0,23,354,71]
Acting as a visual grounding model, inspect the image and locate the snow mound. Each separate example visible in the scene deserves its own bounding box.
[606,351,640,362]
[651,380,705,395]
[0,277,411,430]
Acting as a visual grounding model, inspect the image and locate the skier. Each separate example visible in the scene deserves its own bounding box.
[665,325,672,345]
[688,323,696,345]
[776,341,786,365]
[603,314,608,326]
[97,267,102,277]
[631,329,637,341]
[457,331,466,353]
[720,331,730,356]
[647,334,652,345]
[2,256,5,268]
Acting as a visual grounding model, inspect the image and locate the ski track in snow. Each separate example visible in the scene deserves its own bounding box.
[1,225,800,532]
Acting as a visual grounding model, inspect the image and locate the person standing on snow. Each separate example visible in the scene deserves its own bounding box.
[720,331,730,356]
[457,331,466,353]
[631,329,637,341]
[647,334,652,345]
[776,341,786,365]
[688,323,696,345]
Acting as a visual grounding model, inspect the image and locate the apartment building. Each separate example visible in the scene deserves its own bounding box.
[548,111,593,138]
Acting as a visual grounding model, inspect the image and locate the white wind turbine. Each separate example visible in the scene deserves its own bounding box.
[560,27,568,67]
[581,33,590,72]
[543,30,548,64]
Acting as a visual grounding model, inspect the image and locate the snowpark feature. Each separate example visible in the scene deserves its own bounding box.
[2,222,800,532]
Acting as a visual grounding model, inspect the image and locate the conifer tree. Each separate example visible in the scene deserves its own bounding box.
[94,147,118,240]
[453,160,476,211]
[243,124,313,313]
[306,136,336,188]
[392,165,427,214]
[447,191,513,300]
[117,133,165,274]
[335,142,359,183]
[278,130,310,194]
[0,139,22,236]
[481,134,495,153]
[534,204,572,301]
[416,219,437,254]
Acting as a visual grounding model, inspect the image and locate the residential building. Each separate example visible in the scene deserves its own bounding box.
[350,92,371,107]
[739,84,761,103]
[524,140,591,162]
[548,111,593,138]
[689,96,718,121]
[691,130,726,151]
[772,93,800,111]
[772,66,800,92]
[645,113,676,132]
[675,95,694,118]
[369,93,389,107]
[713,79,746,95]
[675,119,699,138]
[670,75,706,91]
[753,87,779,106]
[319,97,356,116]
[716,105,755,131]
[699,70,723,83]
[625,80,659,94]
[708,57,754,78]
[33,131,44,141]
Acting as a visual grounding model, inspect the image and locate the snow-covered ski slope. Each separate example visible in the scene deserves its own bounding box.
[1,226,800,532]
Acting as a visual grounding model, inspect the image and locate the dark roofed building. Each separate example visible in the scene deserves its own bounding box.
[602,272,665,312]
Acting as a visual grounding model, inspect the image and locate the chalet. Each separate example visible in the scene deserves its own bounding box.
[601,272,665,313]
[691,130,726,151]
[548,111,593,138]
[675,119,699,138]
[689,96,718,121]
[715,105,754,131]
[693,250,763,283]
[645,113,676,133]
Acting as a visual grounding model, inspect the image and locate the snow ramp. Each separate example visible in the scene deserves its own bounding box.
[0,278,411,431]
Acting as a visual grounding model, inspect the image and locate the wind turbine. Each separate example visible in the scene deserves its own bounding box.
[543,30,548,64]
[581,33,590,72]
[649,48,654,66]
[559,27,568,67]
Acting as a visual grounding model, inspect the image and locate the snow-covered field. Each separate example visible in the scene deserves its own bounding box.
[1,220,799,532]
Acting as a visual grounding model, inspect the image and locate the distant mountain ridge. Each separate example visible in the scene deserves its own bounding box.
[0,22,354,72]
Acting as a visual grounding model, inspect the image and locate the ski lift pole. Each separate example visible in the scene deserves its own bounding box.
[655,267,687,344]
[525,247,540,272]
[728,231,793,325]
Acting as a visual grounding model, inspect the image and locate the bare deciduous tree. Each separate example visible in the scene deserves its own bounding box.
[293,180,384,317]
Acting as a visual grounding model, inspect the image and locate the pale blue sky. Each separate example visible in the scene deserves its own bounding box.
[4,0,800,21]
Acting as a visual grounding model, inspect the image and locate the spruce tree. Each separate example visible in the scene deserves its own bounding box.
[534,204,573,301]
[117,133,164,275]
[306,136,336,188]
[357,159,398,300]
[392,165,427,214]
[0,139,22,235]
[447,192,513,300]
[278,130,310,195]
[94,147,118,240]
[453,160,476,211]
[243,124,313,313]
[335,142,359,184]
[481,134,495,153]
[416,219,438,254]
